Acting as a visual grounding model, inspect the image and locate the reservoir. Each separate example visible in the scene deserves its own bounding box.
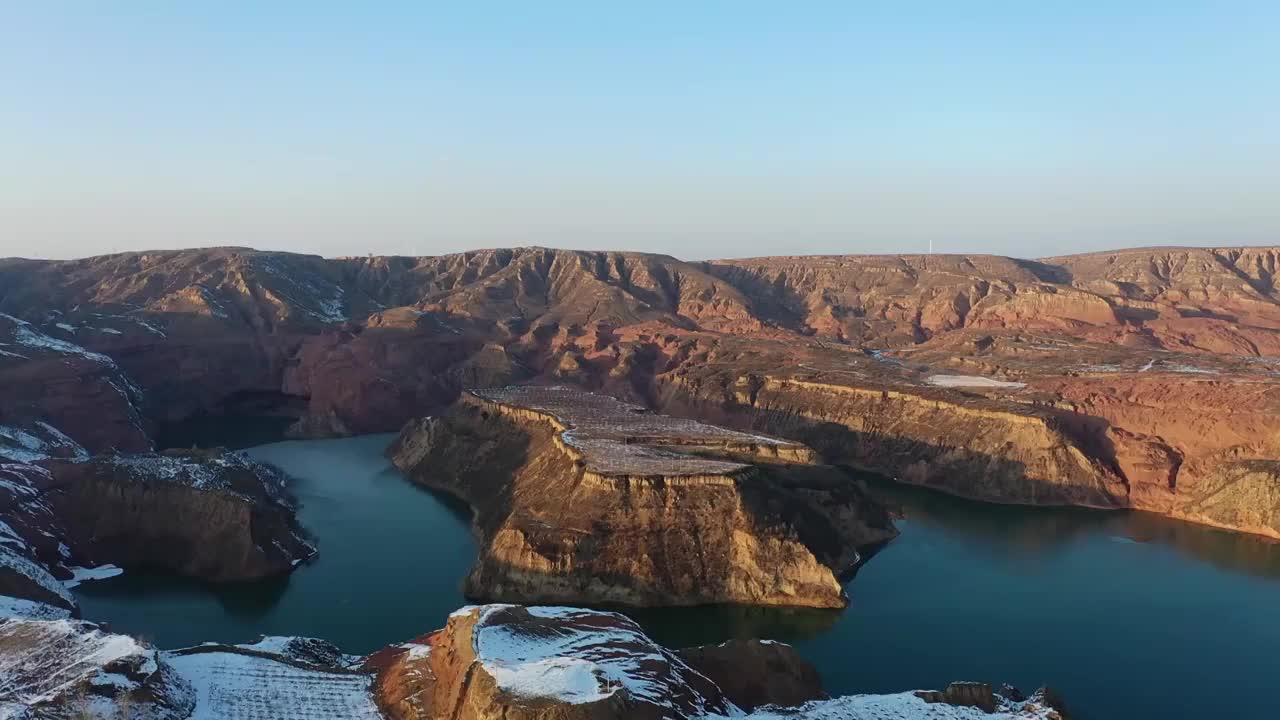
[75,434,1280,719]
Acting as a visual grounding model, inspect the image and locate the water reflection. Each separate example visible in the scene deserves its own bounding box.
[863,473,1280,582]
[71,436,1280,719]
[625,603,842,649]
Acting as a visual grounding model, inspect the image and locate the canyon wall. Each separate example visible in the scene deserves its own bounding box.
[388,388,895,609]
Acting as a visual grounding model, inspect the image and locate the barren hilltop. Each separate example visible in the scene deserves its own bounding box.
[3,244,1279,537]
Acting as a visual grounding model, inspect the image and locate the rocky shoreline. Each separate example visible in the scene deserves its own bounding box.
[3,605,1068,720]
[388,386,895,609]
[4,243,1280,715]
[0,443,315,621]
[3,246,1279,538]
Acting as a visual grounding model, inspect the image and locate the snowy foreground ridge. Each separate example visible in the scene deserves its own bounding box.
[0,606,1062,719]
[461,604,1061,720]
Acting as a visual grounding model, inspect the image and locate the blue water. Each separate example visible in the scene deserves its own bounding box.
[75,434,475,652]
[76,437,1280,719]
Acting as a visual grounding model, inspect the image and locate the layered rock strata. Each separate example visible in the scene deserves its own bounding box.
[3,245,1280,539]
[370,604,1066,720]
[0,440,315,623]
[389,386,895,609]
[42,449,315,582]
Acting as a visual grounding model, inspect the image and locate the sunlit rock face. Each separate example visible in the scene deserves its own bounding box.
[389,387,895,609]
[3,244,1280,539]
[370,604,1067,720]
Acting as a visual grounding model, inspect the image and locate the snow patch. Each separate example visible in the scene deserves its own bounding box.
[926,375,1026,389]
[0,619,160,711]
[471,605,725,714]
[0,543,75,608]
[166,650,381,719]
[63,564,124,588]
[720,690,1060,719]
[2,313,114,364]
[399,643,432,660]
[0,594,73,620]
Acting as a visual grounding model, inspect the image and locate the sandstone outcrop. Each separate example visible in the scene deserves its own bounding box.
[369,604,1067,720]
[656,373,1130,510]
[42,449,315,582]
[675,640,825,711]
[1,604,1067,720]
[389,386,895,609]
[2,244,1280,539]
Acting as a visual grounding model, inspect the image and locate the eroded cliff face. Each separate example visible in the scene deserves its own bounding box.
[3,245,1280,541]
[654,373,1129,510]
[388,387,895,609]
[369,604,1067,720]
[42,450,315,582]
[0,314,150,455]
[0,463,78,617]
[372,605,735,720]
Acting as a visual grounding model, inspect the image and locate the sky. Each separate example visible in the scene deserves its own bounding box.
[2,2,1278,261]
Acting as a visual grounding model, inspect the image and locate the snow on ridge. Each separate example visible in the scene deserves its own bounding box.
[192,284,232,319]
[256,257,348,323]
[34,422,89,460]
[165,650,380,720]
[472,605,725,714]
[715,691,1061,719]
[0,422,89,464]
[105,451,291,505]
[926,375,1027,389]
[0,426,47,463]
[0,542,75,609]
[1,313,115,365]
[0,594,72,620]
[0,618,169,712]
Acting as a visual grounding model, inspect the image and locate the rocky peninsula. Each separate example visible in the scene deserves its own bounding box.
[388,386,895,609]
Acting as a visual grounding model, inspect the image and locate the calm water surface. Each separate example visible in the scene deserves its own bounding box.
[77,436,1280,719]
[76,434,474,652]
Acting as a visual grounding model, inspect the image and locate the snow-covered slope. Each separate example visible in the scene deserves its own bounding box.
[719,691,1062,719]
[471,604,732,715]
[0,618,194,719]
[165,641,380,720]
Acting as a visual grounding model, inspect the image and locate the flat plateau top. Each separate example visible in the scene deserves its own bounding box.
[470,386,800,476]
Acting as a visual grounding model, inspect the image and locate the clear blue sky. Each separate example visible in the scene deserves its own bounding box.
[3,2,1277,260]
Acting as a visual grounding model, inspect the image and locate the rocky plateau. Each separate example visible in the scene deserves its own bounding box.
[2,242,1279,715]
[388,386,894,609]
[1,245,1277,538]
